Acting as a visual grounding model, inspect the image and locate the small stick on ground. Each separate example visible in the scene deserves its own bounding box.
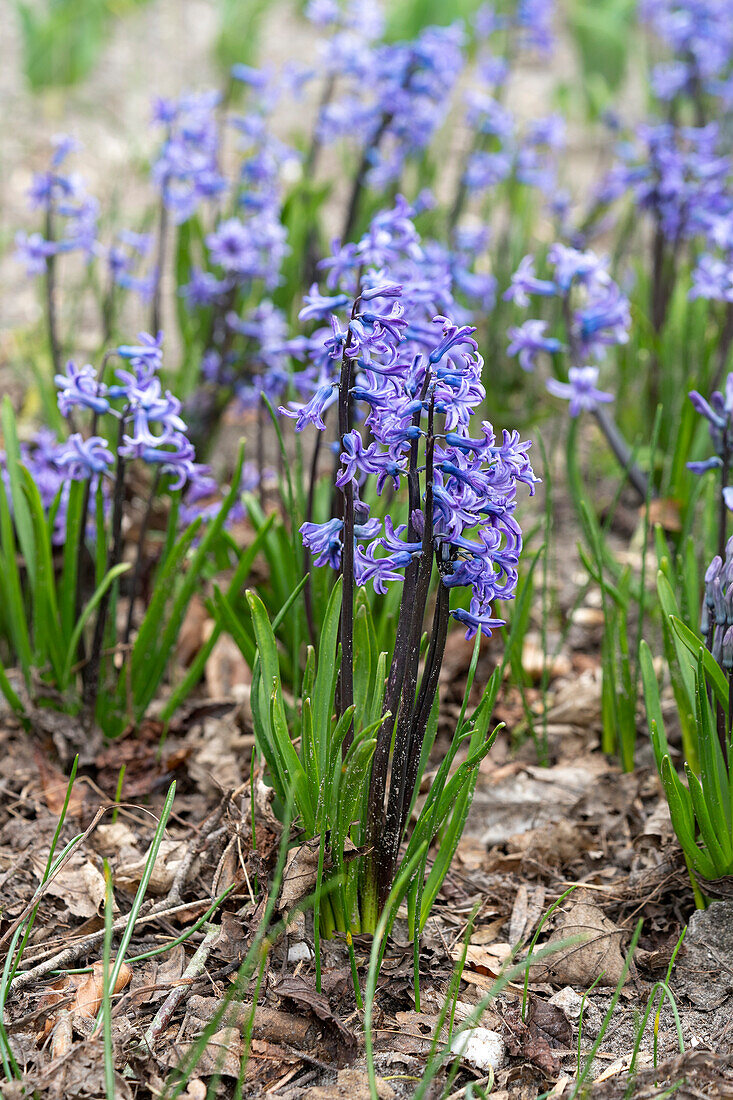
[10,793,232,994]
[142,923,220,1050]
[10,898,213,994]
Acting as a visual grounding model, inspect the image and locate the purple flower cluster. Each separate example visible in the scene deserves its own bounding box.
[200,76,296,293]
[107,229,154,301]
[282,202,537,638]
[14,134,98,276]
[314,19,466,189]
[599,123,730,243]
[641,0,733,106]
[504,245,627,415]
[54,332,199,489]
[151,92,227,223]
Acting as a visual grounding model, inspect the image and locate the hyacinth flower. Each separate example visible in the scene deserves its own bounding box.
[308,13,466,243]
[173,76,296,461]
[641,0,733,118]
[13,134,99,377]
[595,118,730,416]
[0,330,242,737]
[272,202,536,933]
[504,244,650,500]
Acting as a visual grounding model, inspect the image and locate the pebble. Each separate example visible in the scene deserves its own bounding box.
[449,1027,505,1072]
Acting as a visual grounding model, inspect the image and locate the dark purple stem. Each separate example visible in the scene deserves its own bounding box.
[84,413,127,707]
[150,189,169,337]
[44,205,62,378]
[122,469,161,648]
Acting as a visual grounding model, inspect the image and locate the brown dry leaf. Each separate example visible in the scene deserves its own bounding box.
[188,713,246,795]
[45,855,109,919]
[539,900,627,987]
[49,1010,73,1059]
[519,637,571,683]
[204,625,251,702]
[471,918,507,945]
[279,838,323,910]
[73,959,132,1018]
[505,819,588,868]
[38,976,72,1026]
[181,1083,207,1100]
[115,838,187,894]
[455,835,486,871]
[509,883,530,945]
[303,1068,395,1099]
[172,1026,242,1078]
[472,757,608,848]
[452,942,511,977]
[544,669,602,725]
[503,1000,564,1077]
[377,1011,440,1058]
[176,594,209,667]
[93,822,137,856]
[647,496,682,532]
[528,997,573,1049]
[34,749,84,817]
[243,1038,303,1086]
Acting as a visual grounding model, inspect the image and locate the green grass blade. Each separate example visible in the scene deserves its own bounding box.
[61,562,131,688]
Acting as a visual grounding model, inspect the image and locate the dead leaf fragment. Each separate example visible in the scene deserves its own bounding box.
[173,1026,242,1078]
[74,960,132,1018]
[279,839,323,911]
[46,856,109,919]
[274,975,356,1063]
[115,838,187,894]
[303,1069,395,1099]
[538,900,627,987]
[50,1011,73,1059]
[205,626,251,703]
[34,749,84,817]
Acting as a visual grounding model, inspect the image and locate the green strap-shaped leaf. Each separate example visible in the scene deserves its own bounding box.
[657,573,696,702]
[133,449,246,718]
[311,578,342,783]
[247,589,315,833]
[640,643,668,769]
[61,562,131,688]
[20,464,65,684]
[268,676,315,835]
[0,475,32,680]
[59,479,85,645]
[659,756,716,880]
[2,398,36,589]
[685,766,731,876]
[158,513,276,725]
[671,616,729,715]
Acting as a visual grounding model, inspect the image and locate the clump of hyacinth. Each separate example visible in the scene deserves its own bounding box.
[54,332,198,487]
[504,244,629,416]
[309,6,465,195]
[0,335,236,545]
[598,122,729,245]
[281,200,536,912]
[282,200,537,641]
[151,91,227,223]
